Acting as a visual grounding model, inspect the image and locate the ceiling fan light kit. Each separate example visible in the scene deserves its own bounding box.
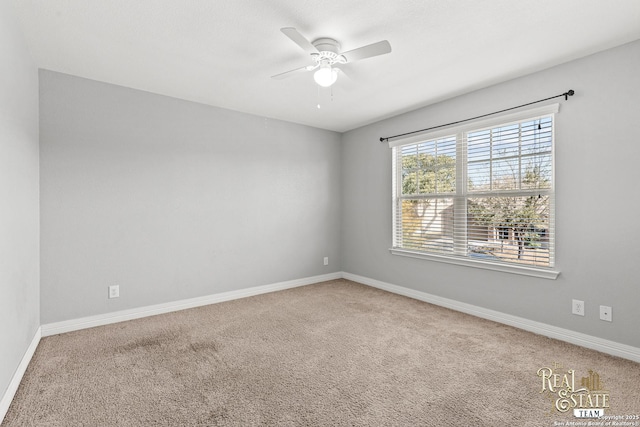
[314,62,338,87]
[273,27,391,89]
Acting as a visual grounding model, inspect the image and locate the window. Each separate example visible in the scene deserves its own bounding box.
[391,104,558,278]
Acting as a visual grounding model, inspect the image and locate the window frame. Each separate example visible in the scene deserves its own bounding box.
[390,103,560,280]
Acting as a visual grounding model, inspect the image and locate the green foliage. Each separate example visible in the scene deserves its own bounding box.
[400,153,456,249]
[468,166,550,259]
[401,153,455,195]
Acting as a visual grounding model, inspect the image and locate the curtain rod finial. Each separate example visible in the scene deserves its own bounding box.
[380,137,387,143]
[565,89,575,100]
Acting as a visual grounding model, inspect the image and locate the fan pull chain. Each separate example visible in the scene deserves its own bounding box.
[316,85,337,109]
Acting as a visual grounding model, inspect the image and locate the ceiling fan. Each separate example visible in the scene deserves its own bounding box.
[272,27,392,88]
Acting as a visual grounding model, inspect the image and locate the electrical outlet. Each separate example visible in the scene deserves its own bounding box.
[108,285,120,299]
[599,305,612,322]
[323,256,329,266]
[572,299,584,316]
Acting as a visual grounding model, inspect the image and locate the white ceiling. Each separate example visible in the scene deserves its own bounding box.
[12,0,640,132]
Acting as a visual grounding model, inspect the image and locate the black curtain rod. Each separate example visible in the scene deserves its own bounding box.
[379,89,575,143]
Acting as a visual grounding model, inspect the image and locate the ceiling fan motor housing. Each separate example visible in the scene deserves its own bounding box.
[311,38,346,64]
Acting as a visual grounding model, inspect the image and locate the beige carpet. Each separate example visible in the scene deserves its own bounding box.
[3,279,640,426]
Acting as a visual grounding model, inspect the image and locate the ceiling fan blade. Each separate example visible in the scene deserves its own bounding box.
[341,40,391,63]
[271,65,310,80]
[333,66,351,81]
[333,67,355,92]
[281,27,319,54]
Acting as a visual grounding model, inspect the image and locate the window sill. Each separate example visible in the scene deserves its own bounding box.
[389,248,560,280]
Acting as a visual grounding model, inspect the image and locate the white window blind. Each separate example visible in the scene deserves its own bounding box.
[391,104,557,271]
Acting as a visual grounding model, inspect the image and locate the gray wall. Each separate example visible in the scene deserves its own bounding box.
[342,39,640,348]
[40,71,342,323]
[0,2,40,400]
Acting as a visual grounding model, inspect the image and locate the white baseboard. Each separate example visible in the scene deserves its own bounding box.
[41,272,342,337]
[343,272,640,363]
[29,269,640,371]
[0,327,41,424]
